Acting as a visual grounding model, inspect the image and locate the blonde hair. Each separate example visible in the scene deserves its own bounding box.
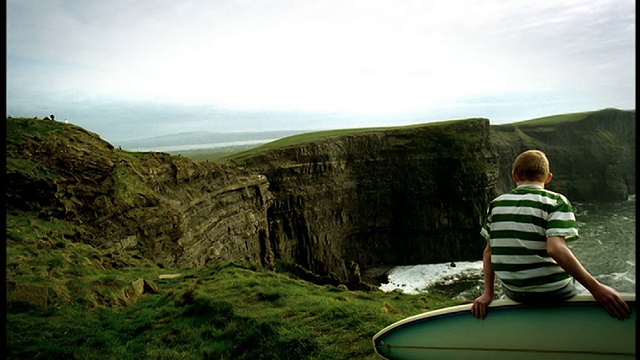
[512,150,550,182]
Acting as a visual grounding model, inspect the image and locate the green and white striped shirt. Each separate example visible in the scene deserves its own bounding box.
[480,184,579,293]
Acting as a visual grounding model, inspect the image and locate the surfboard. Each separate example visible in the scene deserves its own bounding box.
[373,293,635,360]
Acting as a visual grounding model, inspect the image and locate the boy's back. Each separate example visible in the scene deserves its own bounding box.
[483,184,578,298]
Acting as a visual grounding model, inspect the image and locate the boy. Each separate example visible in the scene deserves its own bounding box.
[471,150,631,320]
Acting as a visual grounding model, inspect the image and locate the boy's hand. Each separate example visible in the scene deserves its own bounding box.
[471,292,494,319]
[591,284,632,320]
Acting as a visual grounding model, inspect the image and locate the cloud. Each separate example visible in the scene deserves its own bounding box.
[6,0,635,140]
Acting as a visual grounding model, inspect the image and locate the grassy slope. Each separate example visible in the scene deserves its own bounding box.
[499,110,594,127]
[7,226,459,359]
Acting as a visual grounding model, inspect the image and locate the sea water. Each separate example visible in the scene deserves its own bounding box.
[125,139,278,152]
[380,198,636,301]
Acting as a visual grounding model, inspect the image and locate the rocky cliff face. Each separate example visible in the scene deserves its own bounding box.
[490,108,635,201]
[6,119,274,269]
[6,109,635,287]
[234,119,496,283]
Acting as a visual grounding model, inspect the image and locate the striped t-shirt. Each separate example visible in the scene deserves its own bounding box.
[480,184,579,293]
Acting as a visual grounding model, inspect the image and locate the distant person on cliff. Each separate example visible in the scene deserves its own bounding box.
[471,149,631,320]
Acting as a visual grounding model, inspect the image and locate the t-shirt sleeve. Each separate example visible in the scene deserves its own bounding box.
[546,195,579,240]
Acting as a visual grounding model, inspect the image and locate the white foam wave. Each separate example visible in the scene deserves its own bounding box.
[379,261,483,294]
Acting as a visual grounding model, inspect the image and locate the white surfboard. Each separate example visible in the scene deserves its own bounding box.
[373,293,636,359]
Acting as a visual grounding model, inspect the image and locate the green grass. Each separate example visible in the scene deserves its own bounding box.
[6,116,63,143]
[230,120,466,158]
[507,110,594,127]
[112,161,154,206]
[165,145,268,162]
[6,157,62,180]
[177,119,469,163]
[6,207,462,359]
[7,259,461,359]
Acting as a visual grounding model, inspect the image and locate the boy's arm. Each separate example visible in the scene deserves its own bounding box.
[547,236,631,320]
[471,242,495,319]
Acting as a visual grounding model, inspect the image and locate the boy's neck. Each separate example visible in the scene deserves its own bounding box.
[516,181,545,188]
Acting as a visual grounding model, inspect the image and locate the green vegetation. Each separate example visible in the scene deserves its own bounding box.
[182,119,466,162]
[506,110,594,126]
[6,116,63,143]
[7,216,461,359]
[7,157,62,181]
[112,161,154,206]
[231,120,467,158]
[165,145,260,162]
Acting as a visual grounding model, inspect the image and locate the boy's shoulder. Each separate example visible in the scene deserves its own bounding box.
[494,186,572,202]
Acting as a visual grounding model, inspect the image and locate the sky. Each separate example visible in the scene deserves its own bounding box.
[6,0,636,144]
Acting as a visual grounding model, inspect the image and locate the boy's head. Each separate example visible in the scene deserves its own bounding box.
[512,150,552,184]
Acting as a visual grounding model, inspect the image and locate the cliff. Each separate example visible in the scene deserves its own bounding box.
[6,118,274,269]
[490,108,635,201]
[5,109,635,287]
[232,119,496,284]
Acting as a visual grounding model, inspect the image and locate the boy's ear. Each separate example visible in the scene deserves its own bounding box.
[512,172,519,183]
[545,172,553,184]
